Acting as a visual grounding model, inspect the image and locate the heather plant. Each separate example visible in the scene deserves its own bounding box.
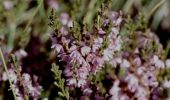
[0,0,170,100]
[49,0,170,99]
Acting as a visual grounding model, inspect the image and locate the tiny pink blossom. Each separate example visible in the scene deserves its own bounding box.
[77,79,87,87]
[60,13,69,25]
[103,49,113,61]
[3,1,13,10]
[98,28,106,35]
[51,44,63,53]
[165,59,170,68]
[163,80,170,88]
[120,59,130,68]
[81,46,91,56]
[125,74,139,92]
[83,88,93,96]
[67,78,77,86]
[110,80,120,99]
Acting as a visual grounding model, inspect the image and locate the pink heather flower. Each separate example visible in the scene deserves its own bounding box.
[83,88,93,96]
[110,11,122,26]
[150,55,159,64]
[155,60,165,69]
[86,53,95,62]
[143,72,158,87]
[137,67,145,75]
[125,74,139,92]
[109,80,120,100]
[47,0,58,10]
[92,37,103,52]
[77,79,87,87]
[91,57,104,73]
[60,27,68,35]
[48,0,58,10]
[67,78,77,86]
[69,45,77,52]
[103,19,109,26]
[2,69,17,83]
[61,37,70,45]
[64,67,73,77]
[98,28,106,35]
[51,44,63,53]
[120,59,130,68]
[150,55,165,69]
[110,11,119,21]
[107,36,122,51]
[163,80,170,88]
[12,84,21,97]
[60,13,69,25]
[120,94,130,100]
[77,67,89,79]
[109,57,122,68]
[135,86,148,100]
[114,36,122,51]
[102,49,113,61]
[22,74,42,98]
[92,56,104,67]
[14,49,28,60]
[67,20,73,28]
[115,17,123,26]
[70,50,84,65]
[81,46,91,56]
[133,57,141,66]
[3,0,13,10]
[165,59,170,68]
[111,27,119,37]
[134,48,140,54]
[109,59,117,68]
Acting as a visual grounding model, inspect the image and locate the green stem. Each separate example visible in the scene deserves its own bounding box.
[147,0,166,18]
[0,48,17,100]
[165,40,170,57]
[24,0,43,32]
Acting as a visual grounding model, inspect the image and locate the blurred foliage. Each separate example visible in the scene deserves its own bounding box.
[0,0,50,52]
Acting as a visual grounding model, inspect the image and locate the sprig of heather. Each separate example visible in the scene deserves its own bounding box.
[51,63,69,100]
[50,8,122,91]
[1,54,42,100]
[0,48,17,100]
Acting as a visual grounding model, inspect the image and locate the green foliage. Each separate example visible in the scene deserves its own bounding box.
[89,63,115,95]
[51,63,69,100]
[124,12,148,36]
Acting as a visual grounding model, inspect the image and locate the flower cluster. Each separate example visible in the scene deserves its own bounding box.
[51,11,122,93]
[108,30,170,99]
[50,9,170,99]
[2,66,42,100]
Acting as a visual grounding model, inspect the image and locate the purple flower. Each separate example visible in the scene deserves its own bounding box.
[165,59,170,68]
[3,1,13,10]
[109,80,120,100]
[120,59,130,68]
[81,46,91,56]
[125,74,139,92]
[98,28,106,35]
[51,44,63,53]
[162,80,170,88]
